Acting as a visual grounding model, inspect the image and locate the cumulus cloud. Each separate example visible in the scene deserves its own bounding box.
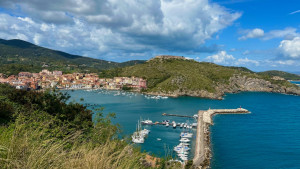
[205,50,262,67]
[0,0,241,60]
[238,28,264,40]
[263,27,300,40]
[239,27,300,41]
[205,51,235,64]
[235,57,259,66]
[278,37,300,59]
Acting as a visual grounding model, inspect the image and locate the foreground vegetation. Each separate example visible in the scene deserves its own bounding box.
[0,84,181,169]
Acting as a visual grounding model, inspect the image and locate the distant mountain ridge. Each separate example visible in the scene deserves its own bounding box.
[258,70,300,80]
[0,39,145,75]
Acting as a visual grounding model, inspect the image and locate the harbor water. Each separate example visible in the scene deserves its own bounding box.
[66,89,300,168]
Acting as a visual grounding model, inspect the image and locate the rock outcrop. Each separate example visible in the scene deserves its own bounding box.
[145,75,300,99]
[225,75,300,95]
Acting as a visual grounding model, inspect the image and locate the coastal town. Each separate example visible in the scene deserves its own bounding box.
[0,70,147,91]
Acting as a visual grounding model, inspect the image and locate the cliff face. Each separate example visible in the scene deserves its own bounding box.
[225,75,300,95]
[146,75,300,99]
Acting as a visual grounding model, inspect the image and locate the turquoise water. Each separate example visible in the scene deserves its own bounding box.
[66,90,300,168]
[291,81,300,86]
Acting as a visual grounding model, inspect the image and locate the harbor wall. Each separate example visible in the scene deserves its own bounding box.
[193,108,249,168]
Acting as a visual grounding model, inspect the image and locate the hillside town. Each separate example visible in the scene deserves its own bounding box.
[0,70,147,91]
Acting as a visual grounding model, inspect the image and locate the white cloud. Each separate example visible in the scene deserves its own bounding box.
[205,51,235,64]
[235,57,259,66]
[0,0,241,60]
[276,60,295,65]
[263,27,300,40]
[17,17,34,24]
[264,59,300,67]
[16,33,29,41]
[239,27,300,41]
[290,10,300,15]
[205,50,262,67]
[239,28,264,40]
[242,50,250,55]
[279,37,300,59]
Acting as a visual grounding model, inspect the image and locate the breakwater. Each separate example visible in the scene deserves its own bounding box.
[162,113,195,118]
[193,108,249,168]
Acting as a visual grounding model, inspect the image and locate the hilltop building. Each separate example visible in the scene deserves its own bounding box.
[148,55,187,62]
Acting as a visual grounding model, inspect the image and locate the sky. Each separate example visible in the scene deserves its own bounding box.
[0,0,299,72]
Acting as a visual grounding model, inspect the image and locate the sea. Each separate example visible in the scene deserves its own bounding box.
[66,85,300,169]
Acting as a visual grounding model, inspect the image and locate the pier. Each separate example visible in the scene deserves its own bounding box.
[193,108,250,168]
[162,113,195,118]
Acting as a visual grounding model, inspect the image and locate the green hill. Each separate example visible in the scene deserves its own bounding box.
[0,39,145,75]
[258,70,300,80]
[101,56,299,99]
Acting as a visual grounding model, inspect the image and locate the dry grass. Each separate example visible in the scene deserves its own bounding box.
[0,114,146,169]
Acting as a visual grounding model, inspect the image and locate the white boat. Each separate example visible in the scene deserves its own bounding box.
[180,132,193,138]
[132,120,147,143]
[178,142,190,146]
[157,138,161,141]
[174,145,190,151]
[132,132,144,143]
[192,123,198,128]
[177,152,189,155]
[140,128,150,136]
[173,122,176,128]
[178,153,188,157]
[141,119,153,125]
[162,120,170,125]
[179,138,190,142]
[180,123,184,128]
[166,122,169,127]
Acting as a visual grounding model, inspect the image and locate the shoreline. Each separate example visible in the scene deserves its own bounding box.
[193,108,250,168]
[56,87,300,100]
[143,90,300,100]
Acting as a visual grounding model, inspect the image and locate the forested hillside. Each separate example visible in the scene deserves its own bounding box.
[0,39,145,75]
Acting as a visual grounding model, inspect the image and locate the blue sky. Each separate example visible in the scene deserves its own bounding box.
[0,0,299,72]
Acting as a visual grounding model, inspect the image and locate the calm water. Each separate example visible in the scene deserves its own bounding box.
[66,89,300,169]
[291,81,300,86]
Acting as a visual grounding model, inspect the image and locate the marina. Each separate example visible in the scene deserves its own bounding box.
[132,116,197,162]
[132,108,250,165]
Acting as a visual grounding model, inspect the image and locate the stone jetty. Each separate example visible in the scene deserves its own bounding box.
[193,108,249,168]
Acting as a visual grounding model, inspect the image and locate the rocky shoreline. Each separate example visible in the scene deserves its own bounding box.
[144,75,300,100]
